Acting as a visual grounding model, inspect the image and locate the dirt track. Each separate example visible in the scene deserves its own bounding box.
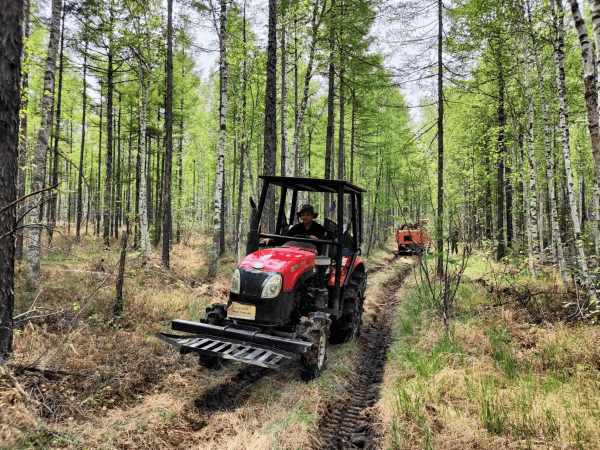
[315,259,415,449]
[3,251,416,449]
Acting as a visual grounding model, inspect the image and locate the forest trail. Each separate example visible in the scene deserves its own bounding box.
[315,259,415,449]
[2,244,415,449]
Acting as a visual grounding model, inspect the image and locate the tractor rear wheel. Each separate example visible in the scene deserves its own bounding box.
[330,274,365,344]
[198,303,227,369]
[299,311,331,380]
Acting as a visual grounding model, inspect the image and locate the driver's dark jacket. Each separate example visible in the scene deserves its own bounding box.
[287,221,326,239]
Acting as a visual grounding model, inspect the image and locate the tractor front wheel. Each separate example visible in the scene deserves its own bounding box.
[198,303,227,369]
[299,311,331,380]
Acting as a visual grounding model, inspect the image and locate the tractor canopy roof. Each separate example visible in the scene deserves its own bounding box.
[259,176,365,195]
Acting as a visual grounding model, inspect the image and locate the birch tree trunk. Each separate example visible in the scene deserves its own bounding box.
[588,0,600,254]
[25,0,62,285]
[521,143,534,271]
[526,0,568,282]
[138,58,153,259]
[563,0,598,305]
[208,0,228,279]
[524,47,539,274]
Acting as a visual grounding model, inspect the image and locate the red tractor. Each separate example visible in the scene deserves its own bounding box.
[395,218,430,255]
[157,176,368,379]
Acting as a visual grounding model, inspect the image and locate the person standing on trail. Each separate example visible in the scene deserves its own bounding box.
[287,204,325,239]
[450,226,459,254]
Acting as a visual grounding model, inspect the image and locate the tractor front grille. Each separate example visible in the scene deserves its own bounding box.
[239,268,271,297]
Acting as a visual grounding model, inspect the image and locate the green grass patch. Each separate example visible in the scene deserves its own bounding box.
[385,251,600,449]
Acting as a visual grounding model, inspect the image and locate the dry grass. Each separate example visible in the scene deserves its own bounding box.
[2,227,393,449]
[379,254,600,450]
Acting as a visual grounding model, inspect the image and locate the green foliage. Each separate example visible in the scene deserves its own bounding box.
[486,327,519,379]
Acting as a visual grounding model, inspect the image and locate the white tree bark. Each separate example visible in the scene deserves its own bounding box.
[562,0,598,305]
[138,59,152,259]
[524,47,539,274]
[25,0,62,285]
[588,0,600,254]
[208,0,228,278]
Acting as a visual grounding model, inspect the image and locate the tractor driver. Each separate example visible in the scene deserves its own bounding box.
[262,204,325,246]
[287,204,325,240]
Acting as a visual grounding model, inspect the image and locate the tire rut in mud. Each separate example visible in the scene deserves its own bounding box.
[315,262,414,449]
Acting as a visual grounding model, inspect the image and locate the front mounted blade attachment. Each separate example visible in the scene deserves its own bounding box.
[156,332,296,371]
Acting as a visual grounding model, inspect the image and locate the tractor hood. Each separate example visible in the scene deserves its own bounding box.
[238,246,317,291]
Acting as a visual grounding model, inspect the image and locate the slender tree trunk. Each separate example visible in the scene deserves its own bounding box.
[263,0,277,234]
[325,0,336,215]
[236,1,248,261]
[115,94,122,239]
[505,153,513,249]
[527,0,568,282]
[367,154,382,256]
[524,47,539,273]
[103,44,115,247]
[208,0,228,278]
[496,68,506,261]
[162,0,173,267]
[294,15,299,176]
[137,47,153,259]
[177,96,184,244]
[134,134,140,249]
[436,0,444,276]
[290,1,325,183]
[16,0,30,261]
[280,24,288,176]
[338,70,345,182]
[0,0,23,359]
[113,229,128,317]
[25,0,62,285]
[588,0,600,255]
[96,98,102,236]
[49,7,66,246]
[76,43,88,243]
[350,99,356,184]
[568,0,598,305]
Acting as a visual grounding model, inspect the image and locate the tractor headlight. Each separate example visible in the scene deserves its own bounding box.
[261,273,282,298]
[230,269,241,294]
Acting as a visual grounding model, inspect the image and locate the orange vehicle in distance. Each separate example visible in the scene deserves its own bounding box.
[395,218,430,255]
